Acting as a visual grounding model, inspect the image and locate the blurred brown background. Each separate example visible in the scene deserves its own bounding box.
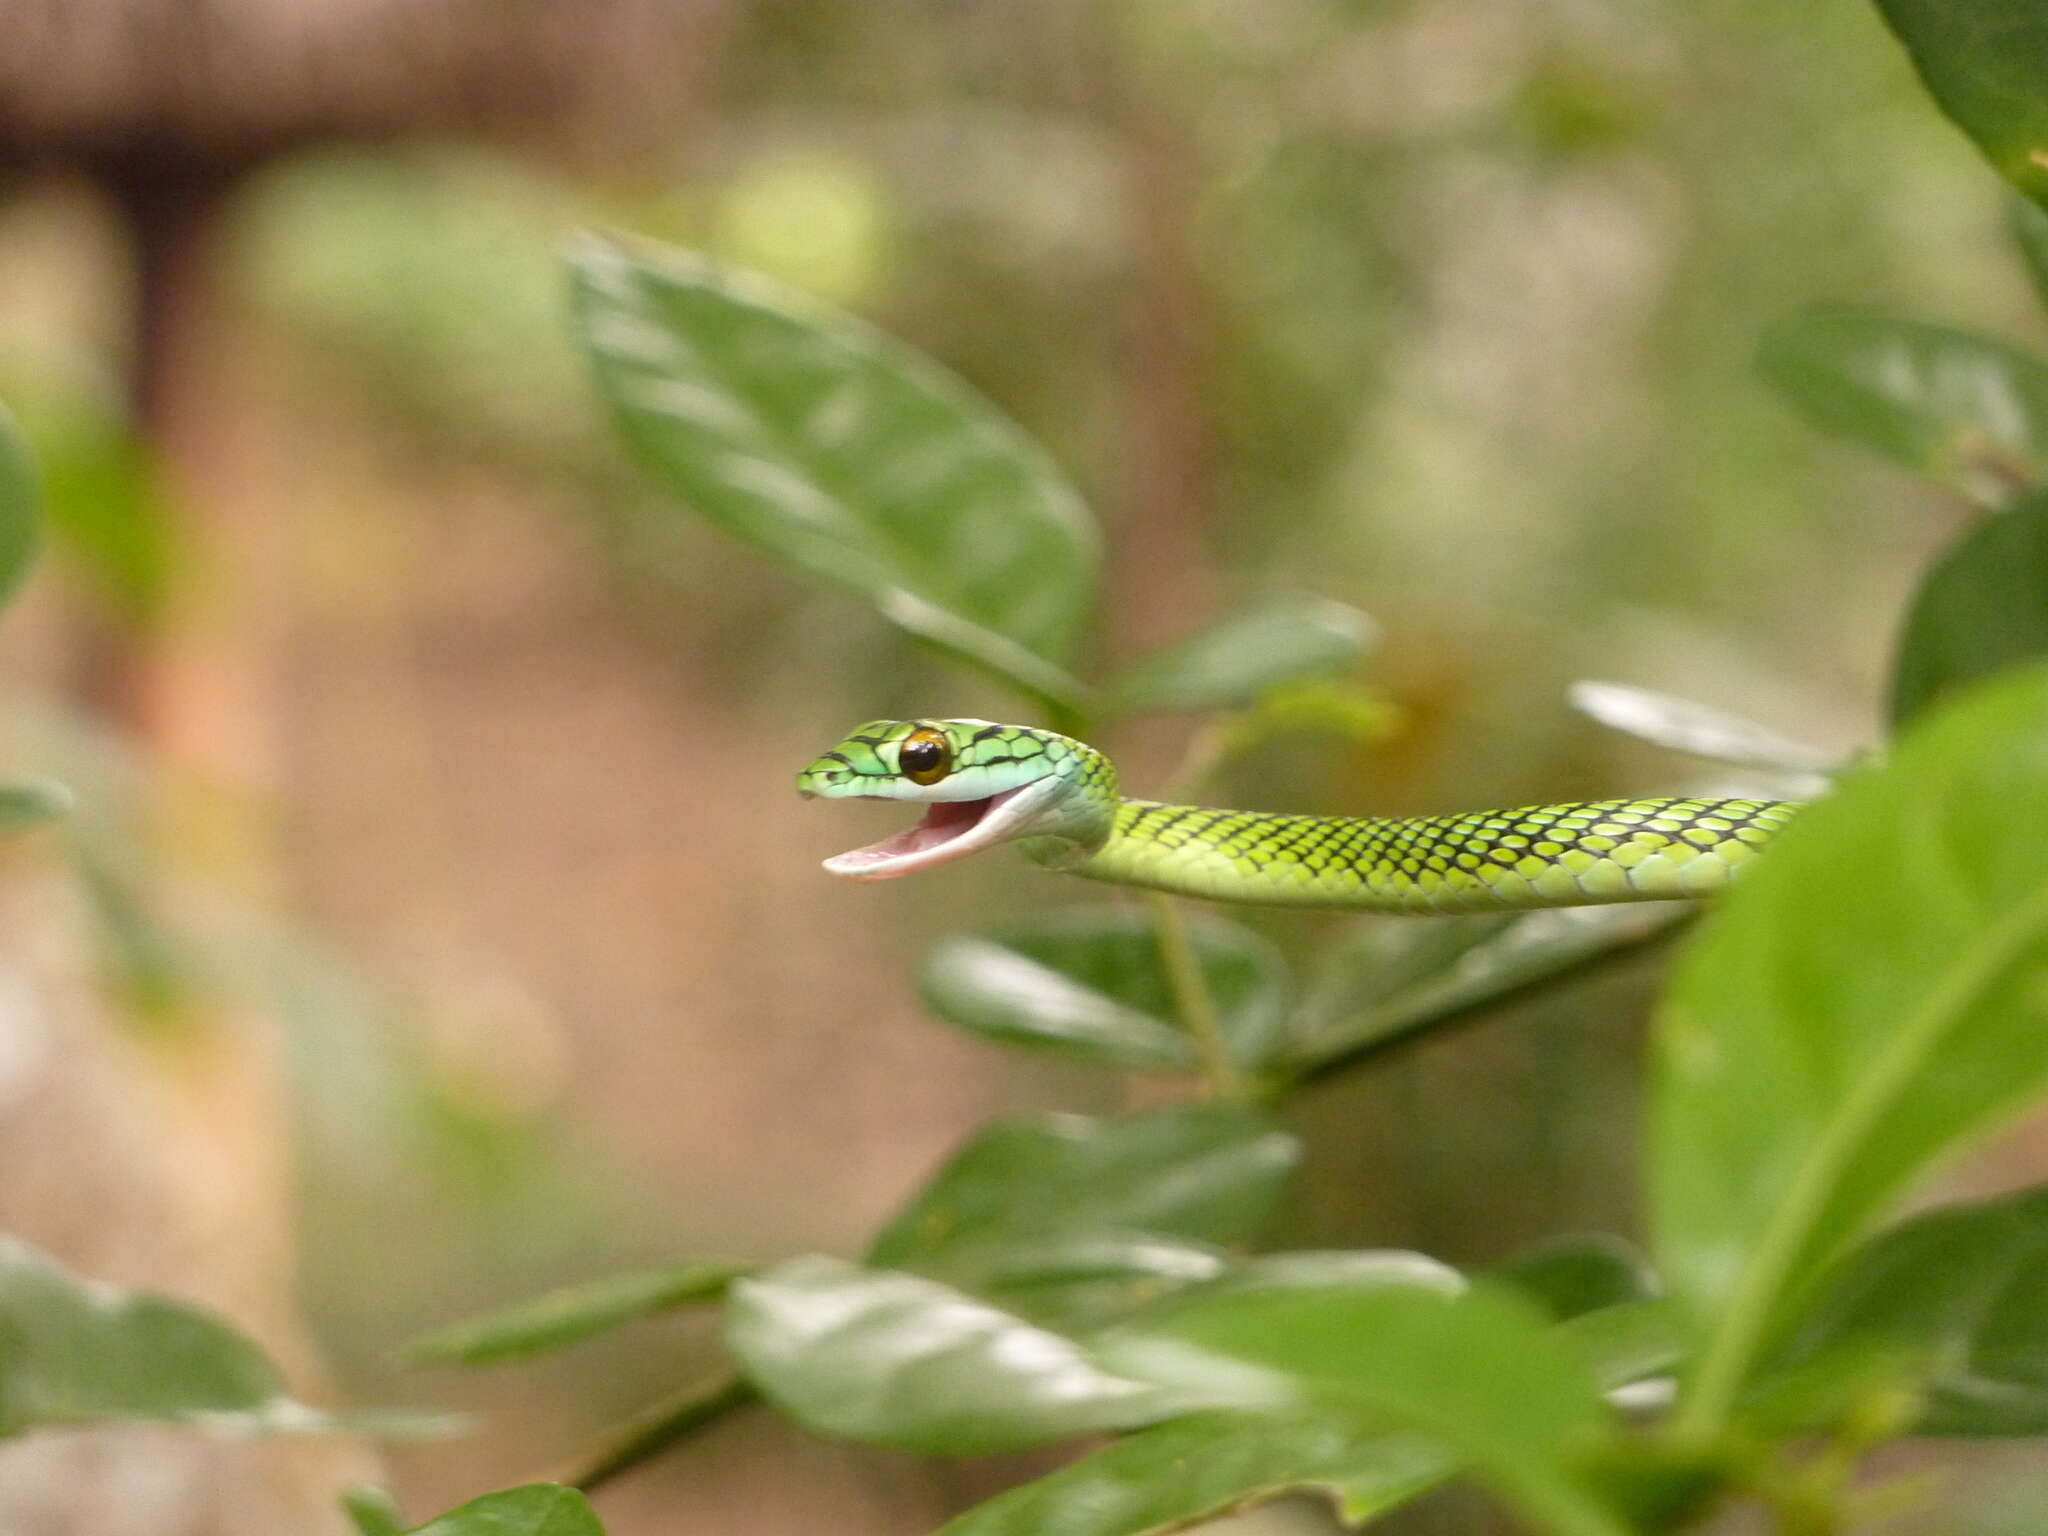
[0,1,2039,1532]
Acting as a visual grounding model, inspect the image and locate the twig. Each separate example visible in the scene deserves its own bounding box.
[1144,890,1244,1100]
[563,1372,755,1495]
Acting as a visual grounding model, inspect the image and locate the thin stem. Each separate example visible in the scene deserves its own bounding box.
[1145,890,1244,1100]
[563,1372,755,1494]
[1160,717,1235,804]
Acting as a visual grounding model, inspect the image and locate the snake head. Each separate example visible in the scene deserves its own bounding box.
[797,719,1117,880]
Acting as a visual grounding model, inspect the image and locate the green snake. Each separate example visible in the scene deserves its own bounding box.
[798,719,1798,913]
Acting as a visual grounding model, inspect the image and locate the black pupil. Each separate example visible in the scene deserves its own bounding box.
[902,737,944,774]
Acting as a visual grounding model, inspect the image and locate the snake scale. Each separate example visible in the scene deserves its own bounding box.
[798,719,1797,914]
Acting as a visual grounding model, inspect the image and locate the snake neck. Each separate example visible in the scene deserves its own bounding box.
[1024,794,1798,914]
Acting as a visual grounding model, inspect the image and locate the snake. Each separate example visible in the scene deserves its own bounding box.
[797,719,1798,913]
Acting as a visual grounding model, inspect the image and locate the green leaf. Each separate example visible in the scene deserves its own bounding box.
[937,1409,1454,1536]
[1754,1184,2048,1436]
[404,1259,750,1365]
[1132,1250,1464,1319]
[1757,306,2048,502]
[918,907,1292,1071]
[0,404,42,615]
[724,1256,1179,1455]
[344,1487,407,1536]
[2013,197,2048,313]
[1872,0,2048,209]
[866,1104,1300,1279]
[0,1236,328,1435]
[407,1486,604,1536]
[1492,1237,1659,1323]
[0,780,71,833]
[1561,1301,1689,1394]
[1283,903,1688,1083]
[1101,1280,1626,1536]
[1653,665,2048,1431]
[1888,491,2048,731]
[1569,681,1834,776]
[570,237,1097,716]
[1105,597,1376,714]
[964,1235,1229,1333]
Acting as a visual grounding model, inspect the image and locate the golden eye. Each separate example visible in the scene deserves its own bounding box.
[898,727,952,786]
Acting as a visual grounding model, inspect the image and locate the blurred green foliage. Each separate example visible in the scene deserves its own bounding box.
[3,1,2048,1533]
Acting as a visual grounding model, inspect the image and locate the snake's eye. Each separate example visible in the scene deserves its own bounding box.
[898,728,952,786]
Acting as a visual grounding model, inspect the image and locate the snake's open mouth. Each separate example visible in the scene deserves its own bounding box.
[822,785,1034,881]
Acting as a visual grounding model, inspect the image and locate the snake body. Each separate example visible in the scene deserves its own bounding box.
[798,719,1797,913]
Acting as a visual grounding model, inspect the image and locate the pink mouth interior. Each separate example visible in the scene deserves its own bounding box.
[823,786,1024,879]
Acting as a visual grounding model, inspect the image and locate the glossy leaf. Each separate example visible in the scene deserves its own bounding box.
[404,1259,749,1365]
[1755,1184,2048,1436]
[1492,1236,1659,1323]
[1888,491,2048,731]
[1758,306,2048,502]
[1101,1280,1625,1536]
[1873,0,2048,208]
[724,1256,1177,1455]
[1130,1250,1464,1321]
[937,1410,1453,1536]
[0,1237,326,1435]
[1653,666,2048,1430]
[1105,597,1376,714]
[407,1486,604,1536]
[1569,681,1834,776]
[969,1234,1229,1333]
[919,907,1291,1070]
[1284,903,1688,1082]
[866,1104,1300,1278]
[0,404,41,615]
[571,237,1097,715]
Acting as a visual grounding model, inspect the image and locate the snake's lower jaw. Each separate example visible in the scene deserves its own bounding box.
[821,784,1041,881]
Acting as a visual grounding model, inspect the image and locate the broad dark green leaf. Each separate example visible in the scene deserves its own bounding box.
[724,1256,1178,1455]
[919,907,1291,1070]
[571,237,1097,715]
[1755,1185,2048,1436]
[1283,903,1687,1082]
[407,1486,604,1536]
[0,404,41,615]
[1758,306,2048,502]
[1101,1280,1625,1536]
[1569,681,1834,776]
[1873,0,2048,208]
[1888,492,2048,731]
[866,1104,1300,1278]
[937,1410,1454,1536]
[1105,597,1376,714]
[0,1236,315,1435]
[0,781,70,833]
[1492,1237,1659,1323]
[1653,665,2048,1431]
[404,1259,749,1365]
